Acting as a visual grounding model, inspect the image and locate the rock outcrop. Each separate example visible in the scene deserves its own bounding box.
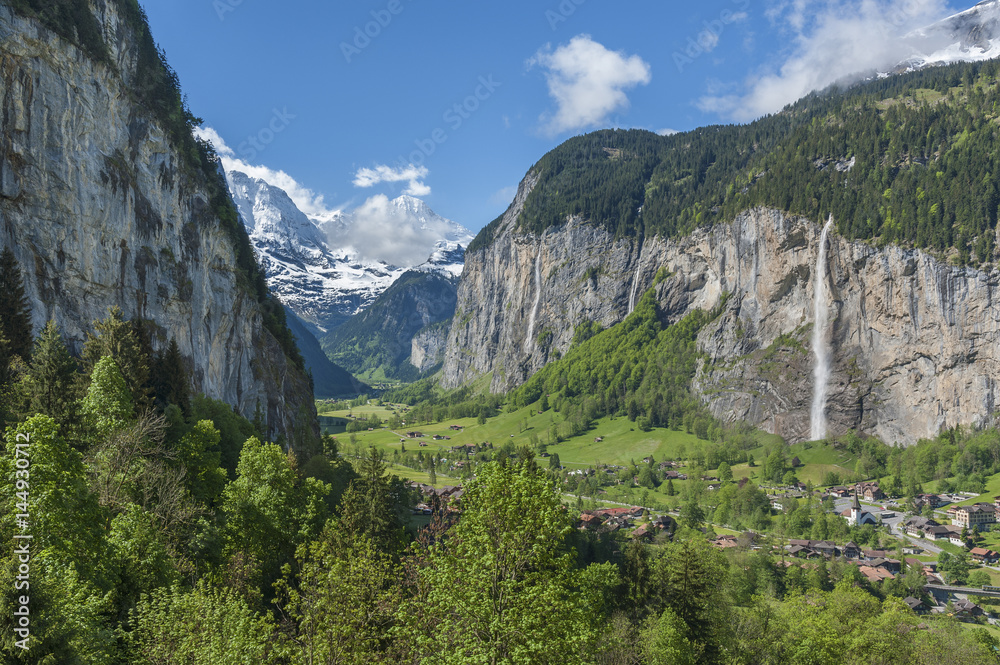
[445,196,1000,445]
[0,4,316,442]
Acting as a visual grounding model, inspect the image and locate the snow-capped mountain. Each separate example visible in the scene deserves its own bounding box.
[901,1,1000,70]
[227,171,472,333]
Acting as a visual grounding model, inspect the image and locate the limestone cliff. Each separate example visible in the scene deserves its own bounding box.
[0,3,317,442]
[444,197,1000,445]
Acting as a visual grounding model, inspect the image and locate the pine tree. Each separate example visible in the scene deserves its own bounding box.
[153,337,190,413]
[25,321,81,432]
[0,247,33,361]
[81,307,152,411]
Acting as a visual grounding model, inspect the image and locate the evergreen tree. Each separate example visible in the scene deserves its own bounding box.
[152,338,191,414]
[0,247,32,361]
[338,447,408,556]
[81,307,152,412]
[24,320,80,432]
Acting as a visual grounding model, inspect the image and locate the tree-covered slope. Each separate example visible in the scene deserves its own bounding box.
[321,270,458,382]
[476,59,1000,266]
[283,308,367,398]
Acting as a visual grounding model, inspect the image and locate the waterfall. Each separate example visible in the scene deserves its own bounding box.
[628,238,644,314]
[524,243,543,353]
[810,216,834,441]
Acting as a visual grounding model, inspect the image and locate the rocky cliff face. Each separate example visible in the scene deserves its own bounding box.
[410,321,450,374]
[0,4,316,441]
[445,196,1000,445]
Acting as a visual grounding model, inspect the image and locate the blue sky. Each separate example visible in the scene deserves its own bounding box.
[139,0,963,234]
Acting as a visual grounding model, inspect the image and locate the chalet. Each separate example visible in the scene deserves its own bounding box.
[953,599,984,619]
[594,437,604,443]
[706,483,722,491]
[855,481,885,501]
[915,493,942,509]
[858,565,895,584]
[406,431,424,438]
[903,516,940,537]
[449,425,464,431]
[952,503,996,529]
[578,513,604,530]
[651,515,676,533]
[970,547,1000,564]
[632,524,653,540]
[903,597,928,614]
[664,470,688,480]
[828,486,852,498]
[843,541,862,559]
[712,535,740,549]
[642,456,654,464]
[419,442,428,447]
[788,545,821,559]
[867,558,902,574]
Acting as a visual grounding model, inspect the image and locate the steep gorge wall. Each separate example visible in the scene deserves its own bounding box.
[445,197,1000,445]
[0,4,316,441]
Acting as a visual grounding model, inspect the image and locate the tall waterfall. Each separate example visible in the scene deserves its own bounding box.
[524,244,543,353]
[810,216,834,441]
[628,259,642,314]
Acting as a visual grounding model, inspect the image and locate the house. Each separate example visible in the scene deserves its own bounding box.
[632,524,653,540]
[903,597,928,614]
[867,558,902,574]
[903,516,939,537]
[578,513,604,530]
[952,503,996,529]
[843,541,862,559]
[712,535,740,549]
[855,481,885,501]
[406,431,424,438]
[858,565,895,583]
[953,599,984,619]
[651,515,676,533]
[970,547,1000,564]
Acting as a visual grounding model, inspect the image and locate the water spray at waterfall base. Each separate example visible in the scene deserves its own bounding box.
[810,216,834,441]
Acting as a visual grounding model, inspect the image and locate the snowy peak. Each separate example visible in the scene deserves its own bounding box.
[225,171,470,332]
[901,1,1000,69]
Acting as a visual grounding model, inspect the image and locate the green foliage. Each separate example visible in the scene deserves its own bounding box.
[466,60,1000,266]
[125,582,276,664]
[21,321,81,434]
[513,290,723,433]
[177,420,227,505]
[220,437,329,601]
[278,530,402,664]
[81,308,153,413]
[81,356,135,441]
[398,459,615,663]
[321,271,456,381]
[189,395,260,479]
[338,447,410,555]
[0,248,33,362]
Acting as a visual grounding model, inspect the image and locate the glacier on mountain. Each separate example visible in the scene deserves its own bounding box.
[227,171,472,333]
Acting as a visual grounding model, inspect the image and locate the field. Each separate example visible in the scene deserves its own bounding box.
[317,398,864,508]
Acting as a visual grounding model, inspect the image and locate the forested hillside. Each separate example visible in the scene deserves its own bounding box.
[475,60,1000,266]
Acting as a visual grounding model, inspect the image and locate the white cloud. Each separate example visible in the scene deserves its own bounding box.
[700,0,951,121]
[194,126,341,220]
[327,194,453,267]
[352,163,431,197]
[657,128,680,136]
[529,35,652,135]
